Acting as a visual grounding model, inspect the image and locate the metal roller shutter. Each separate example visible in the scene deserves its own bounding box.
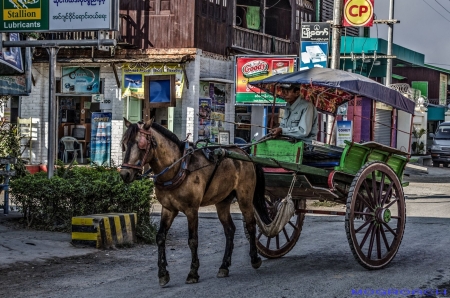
[374,108,392,146]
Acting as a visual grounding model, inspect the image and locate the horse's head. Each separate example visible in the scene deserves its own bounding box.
[120,118,156,183]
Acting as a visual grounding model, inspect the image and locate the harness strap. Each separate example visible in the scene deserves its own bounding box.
[154,142,192,191]
[202,148,226,196]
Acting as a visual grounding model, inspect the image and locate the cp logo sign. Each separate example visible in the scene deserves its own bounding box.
[343,0,374,27]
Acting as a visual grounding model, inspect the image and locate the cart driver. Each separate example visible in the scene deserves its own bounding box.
[270,84,318,141]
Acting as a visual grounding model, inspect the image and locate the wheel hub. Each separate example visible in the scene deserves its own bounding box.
[376,208,391,223]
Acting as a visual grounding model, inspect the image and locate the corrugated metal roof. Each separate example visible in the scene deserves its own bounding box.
[424,64,450,75]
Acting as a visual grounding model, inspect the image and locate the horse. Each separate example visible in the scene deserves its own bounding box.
[119,118,269,286]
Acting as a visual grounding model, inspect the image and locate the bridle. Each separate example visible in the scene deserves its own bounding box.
[121,127,156,172]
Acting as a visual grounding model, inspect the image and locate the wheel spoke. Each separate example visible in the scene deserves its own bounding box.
[354,211,373,217]
[380,225,391,251]
[356,192,373,211]
[367,224,377,259]
[376,225,382,259]
[359,222,374,249]
[384,198,399,210]
[257,231,263,240]
[362,180,375,207]
[282,227,290,242]
[382,222,397,237]
[381,181,394,206]
[355,219,371,233]
[287,220,298,230]
[276,234,280,249]
[371,172,378,205]
[378,173,386,205]
[265,237,271,248]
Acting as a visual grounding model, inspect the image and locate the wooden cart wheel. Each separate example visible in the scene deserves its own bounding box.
[345,161,406,269]
[244,190,305,259]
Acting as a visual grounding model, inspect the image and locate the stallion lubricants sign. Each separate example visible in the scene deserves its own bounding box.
[1,0,49,31]
[235,56,295,104]
[343,0,374,27]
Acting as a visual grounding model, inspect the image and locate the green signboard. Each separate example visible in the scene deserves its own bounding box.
[411,81,428,98]
[0,0,49,31]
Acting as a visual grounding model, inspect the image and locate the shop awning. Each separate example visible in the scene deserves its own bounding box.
[392,74,407,80]
[200,78,234,84]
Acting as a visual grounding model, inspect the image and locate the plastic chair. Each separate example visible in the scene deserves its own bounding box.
[17,117,33,163]
[60,136,83,163]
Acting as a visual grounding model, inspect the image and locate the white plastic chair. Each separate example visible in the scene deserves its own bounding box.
[60,136,83,163]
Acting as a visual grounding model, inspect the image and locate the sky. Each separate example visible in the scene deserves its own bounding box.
[370,0,450,69]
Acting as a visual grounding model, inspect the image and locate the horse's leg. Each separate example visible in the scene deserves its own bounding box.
[157,207,178,287]
[185,209,200,284]
[238,196,262,269]
[215,195,236,278]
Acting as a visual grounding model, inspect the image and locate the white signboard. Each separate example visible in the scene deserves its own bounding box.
[50,0,119,31]
[336,120,353,147]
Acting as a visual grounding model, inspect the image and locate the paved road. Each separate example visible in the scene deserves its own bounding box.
[0,165,449,297]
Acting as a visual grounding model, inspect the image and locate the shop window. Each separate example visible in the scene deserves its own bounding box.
[209,0,214,18]
[144,75,176,114]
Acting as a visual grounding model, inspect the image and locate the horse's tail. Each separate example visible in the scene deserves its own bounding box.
[253,164,271,225]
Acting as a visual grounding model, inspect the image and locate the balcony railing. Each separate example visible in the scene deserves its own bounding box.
[232,26,291,55]
[41,30,124,47]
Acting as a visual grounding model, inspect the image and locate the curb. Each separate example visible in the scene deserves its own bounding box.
[71,213,137,249]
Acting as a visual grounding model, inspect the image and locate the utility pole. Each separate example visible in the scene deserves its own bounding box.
[330,0,344,70]
[385,0,395,86]
[327,0,344,144]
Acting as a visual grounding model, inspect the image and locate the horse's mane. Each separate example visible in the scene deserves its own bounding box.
[151,122,185,150]
[122,122,185,151]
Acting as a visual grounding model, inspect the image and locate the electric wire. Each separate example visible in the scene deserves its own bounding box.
[422,0,450,22]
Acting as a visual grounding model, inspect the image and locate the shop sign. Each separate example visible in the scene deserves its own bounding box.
[300,23,330,70]
[439,74,447,106]
[92,93,104,103]
[90,112,111,166]
[0,0,119,32]
[198,81,226,141]
[336,120,353,147]
[343,0,374,27]
[0,33,23,73]
[122,63,184,100]
[61,66,100,94]
[236,56,296,105]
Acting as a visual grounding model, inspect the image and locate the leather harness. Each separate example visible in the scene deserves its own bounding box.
[121,128,192,191]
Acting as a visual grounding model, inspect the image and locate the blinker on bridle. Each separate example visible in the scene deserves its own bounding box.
[121,128,157,172]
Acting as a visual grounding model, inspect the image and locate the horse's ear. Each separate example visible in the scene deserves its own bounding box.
[143,118,154,130]
[123,117,132,128]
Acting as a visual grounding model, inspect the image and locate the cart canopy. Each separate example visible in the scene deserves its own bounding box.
[249,68,415,115]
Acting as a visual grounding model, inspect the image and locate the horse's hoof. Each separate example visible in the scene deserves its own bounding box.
[251,257,262,269]
[217,268,229,278]
[185,273,199,284]
[159,274,170,287]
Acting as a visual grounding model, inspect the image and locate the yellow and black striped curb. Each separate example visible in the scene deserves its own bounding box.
[71,213,137,249]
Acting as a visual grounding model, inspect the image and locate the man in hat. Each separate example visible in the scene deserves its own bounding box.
[271,84,318,141]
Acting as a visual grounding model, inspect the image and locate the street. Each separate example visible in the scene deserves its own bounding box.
[1,165,450,298]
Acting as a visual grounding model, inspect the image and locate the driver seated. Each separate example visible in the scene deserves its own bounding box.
[271,84,318,142]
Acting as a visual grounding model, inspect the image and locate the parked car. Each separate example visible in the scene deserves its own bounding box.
[429,121,450,167]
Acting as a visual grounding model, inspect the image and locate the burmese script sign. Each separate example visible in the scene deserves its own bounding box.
[0,0,119,32]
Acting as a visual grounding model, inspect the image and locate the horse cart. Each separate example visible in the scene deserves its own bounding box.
[214,68,416,270]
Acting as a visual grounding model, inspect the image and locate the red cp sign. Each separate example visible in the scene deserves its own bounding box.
[343,0,374,27]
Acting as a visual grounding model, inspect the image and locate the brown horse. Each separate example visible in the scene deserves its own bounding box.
[119,119,268,286]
